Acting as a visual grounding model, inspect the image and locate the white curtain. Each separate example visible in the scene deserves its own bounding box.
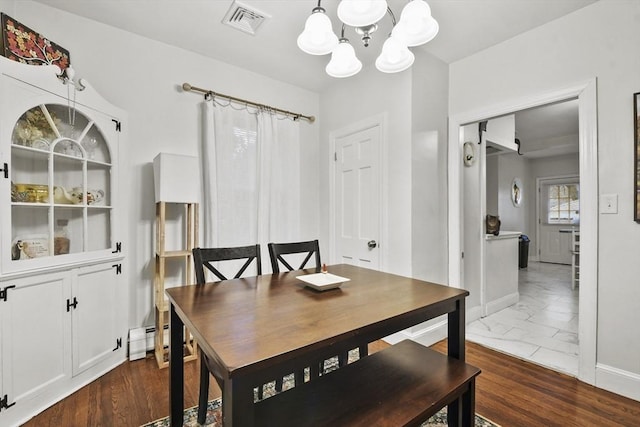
[200,101,301,272]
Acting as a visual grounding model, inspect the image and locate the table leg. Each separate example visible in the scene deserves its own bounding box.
[447,297,465,361]
[447,297,466,426]
[223,377,255,426]
[169,304,184,427]
[462,378,476,426]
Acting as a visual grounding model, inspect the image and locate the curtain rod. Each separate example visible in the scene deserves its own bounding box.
[181,83,315,123]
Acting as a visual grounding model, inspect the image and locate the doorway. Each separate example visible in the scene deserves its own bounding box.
[468,100,581,376]
[448,80,598,385]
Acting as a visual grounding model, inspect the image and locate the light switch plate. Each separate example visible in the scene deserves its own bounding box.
[600,194,618,214]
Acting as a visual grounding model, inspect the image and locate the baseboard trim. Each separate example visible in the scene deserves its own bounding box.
[485,292,519,316]
[596,363,640,402]
[467,305,483,323]
[383,319,448,347]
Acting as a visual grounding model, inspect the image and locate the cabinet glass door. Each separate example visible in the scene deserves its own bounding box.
[9,103,113,265]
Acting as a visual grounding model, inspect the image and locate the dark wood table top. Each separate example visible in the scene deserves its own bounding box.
[166,264,468,381]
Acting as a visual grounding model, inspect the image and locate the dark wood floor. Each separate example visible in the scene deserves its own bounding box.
[23,340,640,427]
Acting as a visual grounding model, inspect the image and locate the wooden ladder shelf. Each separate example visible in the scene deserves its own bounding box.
[154,201,199,368]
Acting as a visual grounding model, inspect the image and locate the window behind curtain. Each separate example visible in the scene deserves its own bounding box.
[202,102,301,276]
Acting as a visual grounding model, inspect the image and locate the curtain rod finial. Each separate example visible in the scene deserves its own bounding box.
[309,116,316,123]
[182,83,192,91]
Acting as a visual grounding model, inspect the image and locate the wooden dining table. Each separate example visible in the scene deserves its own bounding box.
[166,263,469,426]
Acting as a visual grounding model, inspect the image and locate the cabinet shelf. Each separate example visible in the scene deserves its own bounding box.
[12,143,112,167]
[156,250,192,258]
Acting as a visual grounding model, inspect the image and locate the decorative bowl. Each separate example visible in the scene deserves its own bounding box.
[11,182,49,203]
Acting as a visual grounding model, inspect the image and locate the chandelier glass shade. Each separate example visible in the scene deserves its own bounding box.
[375,34,415,73]
[326,38,363,78]
[297,6,339,55]
[297,0,439,78]
[392,0,439,46]
[337,0,388,27]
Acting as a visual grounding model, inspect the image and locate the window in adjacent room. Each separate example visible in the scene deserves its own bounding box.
[544,182,580,224]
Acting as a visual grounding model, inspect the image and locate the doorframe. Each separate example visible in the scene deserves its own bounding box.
[329,113,389,271]
[536,174,580,263]
[448,79,598,385]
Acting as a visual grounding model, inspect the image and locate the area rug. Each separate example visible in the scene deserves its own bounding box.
[142,397,499,427]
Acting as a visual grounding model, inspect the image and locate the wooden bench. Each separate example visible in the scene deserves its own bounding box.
[254,339,481,427]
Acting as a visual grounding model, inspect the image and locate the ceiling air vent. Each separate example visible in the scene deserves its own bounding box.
[222,0,270,36]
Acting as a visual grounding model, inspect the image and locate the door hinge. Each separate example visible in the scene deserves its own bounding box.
[0,394,16,411]
[112,337,122,352]
[334,152,337,162]
[0,285,16,302]
[111,242,122,253]
[461,252,464,259]
[0,162,8,178]
[112,119,121,132]
[112,264,122,275]
[66,297,78,312]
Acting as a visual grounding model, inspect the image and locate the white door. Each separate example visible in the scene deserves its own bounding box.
[334,125,380,269]
[1,272,71,410]
[72,262,123,375]
[539,225,573,264]
[538,177,578,265]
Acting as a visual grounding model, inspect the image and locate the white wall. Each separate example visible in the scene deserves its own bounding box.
[498,153,529,233]
[411,51,449,285]
[0,1,12,14]
[450,0,640,399]
[319,63,412,276]
[12,1,321,328]
[462,125,483,313]
[486,155,499,215]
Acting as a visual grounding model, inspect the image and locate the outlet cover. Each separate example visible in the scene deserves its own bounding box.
[600,194,618,214]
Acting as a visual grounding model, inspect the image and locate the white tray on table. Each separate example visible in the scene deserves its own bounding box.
[297,272,350,291]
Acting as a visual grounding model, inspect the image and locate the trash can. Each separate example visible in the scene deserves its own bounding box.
[519,235,530,269]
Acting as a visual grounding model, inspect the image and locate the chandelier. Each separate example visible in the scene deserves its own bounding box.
[297,0,439,78]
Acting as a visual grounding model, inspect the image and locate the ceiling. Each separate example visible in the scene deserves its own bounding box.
[514,99,580,159]
[32,0,591,153]
[33,0,597,93]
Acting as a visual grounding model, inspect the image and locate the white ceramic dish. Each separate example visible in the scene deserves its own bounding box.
[297,272,350,291]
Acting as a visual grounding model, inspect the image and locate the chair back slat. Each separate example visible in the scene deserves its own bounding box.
[193,245,261,284]
[203,262,227,281]
[268,240,321,273]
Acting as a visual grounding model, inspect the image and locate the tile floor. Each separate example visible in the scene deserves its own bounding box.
[467,261,579,377]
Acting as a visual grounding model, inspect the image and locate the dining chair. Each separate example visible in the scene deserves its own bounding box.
[192,244,271,423]
[267,239,322,273]
[267,239,368,374]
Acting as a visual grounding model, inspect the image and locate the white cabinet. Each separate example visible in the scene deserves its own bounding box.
[0,265,124,425]
[484,231,521,316]
[2,69,120,273]
[0,57,127,426]
[485,114,518,154]
[0,272,70,416]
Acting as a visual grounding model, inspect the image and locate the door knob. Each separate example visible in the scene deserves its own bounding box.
[368,240,377,249]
